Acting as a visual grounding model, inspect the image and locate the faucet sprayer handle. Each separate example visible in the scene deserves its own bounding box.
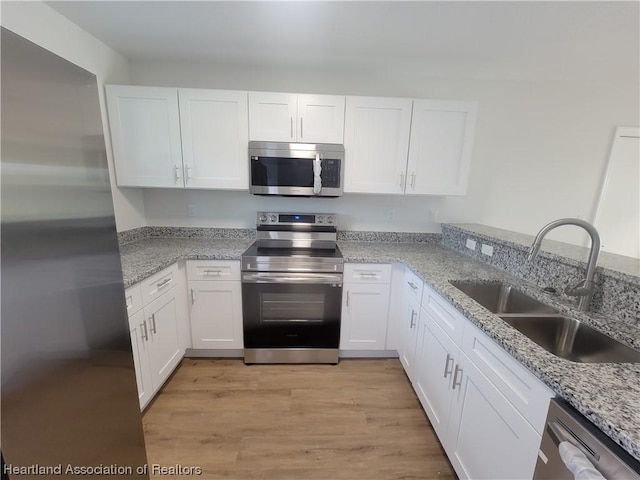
[564,279,593,297]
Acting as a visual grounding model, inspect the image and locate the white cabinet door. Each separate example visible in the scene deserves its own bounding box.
[406,100,477,196]
[248,92,297,142]
[106,85,183,188]
[189,280,243,349]
[248,92,345,143]
[398,293,421,382]
[144,288,182,389]
[340,283,390,350]
[179,89,249,190]
[447,352,541,480]
[413,309,458,441]
[343,96,413,194]
[128,310,154,409]
[297,94,345,144]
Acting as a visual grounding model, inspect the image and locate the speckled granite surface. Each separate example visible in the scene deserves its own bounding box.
[120,237,640,461]
[442,224,640,326]
[337,241,640,461]
[119,237,254,287]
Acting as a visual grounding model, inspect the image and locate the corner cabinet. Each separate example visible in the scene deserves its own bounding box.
[398,268,424,381]
[248,92,345,144]
[339,264,392,351]
[405,100,477,196]
[105,85,249,190]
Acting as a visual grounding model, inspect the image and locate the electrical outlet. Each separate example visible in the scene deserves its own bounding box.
[188,204,197,217]
[466,238,477,250]
[428,208,439,222]
[385,209,396,221]
[481,244,494,256]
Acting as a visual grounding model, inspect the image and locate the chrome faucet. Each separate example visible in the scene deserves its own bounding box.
[527,218,601,311]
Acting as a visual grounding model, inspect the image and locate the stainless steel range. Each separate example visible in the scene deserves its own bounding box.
[241,212,343,364]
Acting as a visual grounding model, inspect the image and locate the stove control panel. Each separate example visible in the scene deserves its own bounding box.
[257,212,337,227]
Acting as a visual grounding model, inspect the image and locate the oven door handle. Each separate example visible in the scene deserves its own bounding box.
[242,272,343,285]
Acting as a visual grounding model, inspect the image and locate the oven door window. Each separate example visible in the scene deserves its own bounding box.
[242,282,341,349]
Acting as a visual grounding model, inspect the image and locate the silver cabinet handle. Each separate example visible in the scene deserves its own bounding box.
[290,117,294,138]
[410,172,416,190]
[346,290,350,308]
[359,272,378,278]
[157,278,171,289]
[410,310,417,328]
[203,269,222,275]
[191,288,196,305]
[140,321,148,341]
[452,365,463,390]
[300,117,304,138]
[174,165,182,183]
[443,353,454,378]
[407,281,418,290]
[399,172,405,188]
[149,314,157,334]
[185,164,192,184]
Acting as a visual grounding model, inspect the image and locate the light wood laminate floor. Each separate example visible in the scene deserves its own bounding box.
[142,358,457,480]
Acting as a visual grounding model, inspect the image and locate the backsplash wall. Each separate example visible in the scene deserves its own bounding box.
[442,224,640,326]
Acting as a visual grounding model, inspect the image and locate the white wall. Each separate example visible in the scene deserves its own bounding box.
[131,60,638,244]
[1,1,146,231]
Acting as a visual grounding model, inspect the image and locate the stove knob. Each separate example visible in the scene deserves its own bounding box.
[317,216,324,223]
[269,214,277,223]
[259,214,267,223]
[326,216,334,224]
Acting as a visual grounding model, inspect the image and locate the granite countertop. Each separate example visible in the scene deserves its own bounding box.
[119,237,640,461]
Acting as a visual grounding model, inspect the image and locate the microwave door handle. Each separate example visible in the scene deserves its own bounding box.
[313,153,322,195]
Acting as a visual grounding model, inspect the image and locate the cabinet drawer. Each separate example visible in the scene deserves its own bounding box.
[461,323,554,435]
[187,260,240,281]
[404,268,424,303]
[344,263,391,284]
[422,284,466,345]
[124,284,143,317]
[141,263,179,307]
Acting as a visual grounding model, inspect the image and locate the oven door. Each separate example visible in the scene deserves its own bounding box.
[241,272,342,348]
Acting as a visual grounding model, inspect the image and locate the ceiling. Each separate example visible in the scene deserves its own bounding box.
[46,1,639,84]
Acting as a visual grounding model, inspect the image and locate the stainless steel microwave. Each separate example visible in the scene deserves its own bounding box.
[248,141,344,197]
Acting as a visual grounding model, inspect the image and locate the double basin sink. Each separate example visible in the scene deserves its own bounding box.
[450,281,640,363]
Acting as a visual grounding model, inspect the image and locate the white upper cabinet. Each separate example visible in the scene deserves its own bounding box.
[106,85,183,188]
[106,85,249,190]
[248,92,345,143]
[178,88,249,190]
[343,97,413,194]
[406,100,477,196]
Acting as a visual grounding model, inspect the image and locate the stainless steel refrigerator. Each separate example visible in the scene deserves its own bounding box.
[1,28,149,478]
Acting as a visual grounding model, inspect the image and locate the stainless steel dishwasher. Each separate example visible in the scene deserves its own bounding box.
[534,399,640,479]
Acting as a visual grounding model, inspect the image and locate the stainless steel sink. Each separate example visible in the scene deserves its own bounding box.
[449,281,558,314]
[499,315,640,363]
[450,280,640,363]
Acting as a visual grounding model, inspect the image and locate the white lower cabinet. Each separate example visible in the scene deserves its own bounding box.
[340,264,391,350]
[413,311,458,440]
[125,263,186,410]
[398,268,424,381]
[406,282,554,480]
[187,260,243,350]
[127,308,154,409]
[144,289,183,390]
[446,352,542,480]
